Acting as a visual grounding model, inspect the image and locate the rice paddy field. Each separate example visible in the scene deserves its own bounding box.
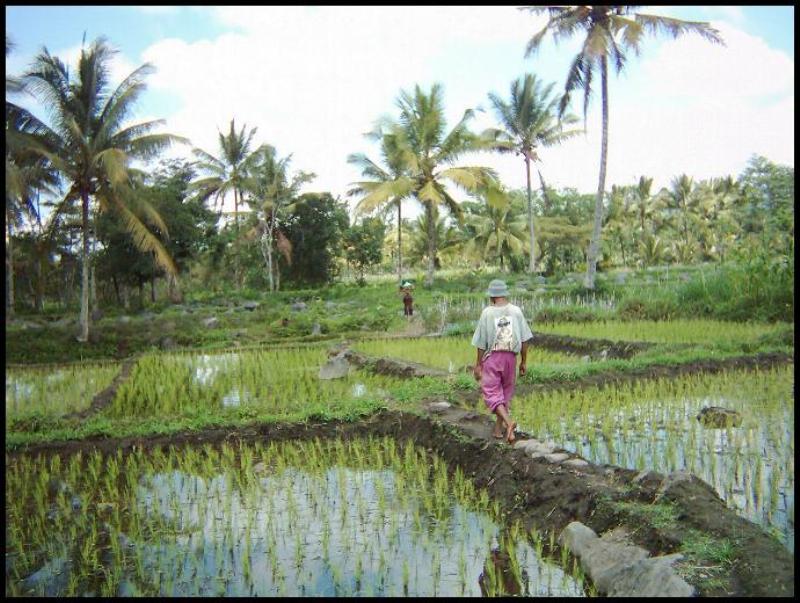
[108,348,407,419]
[533,319,791,346]
[354,336,577,372]
[5,438,589,597]
[512,365,795,552]
[6,362,120,421]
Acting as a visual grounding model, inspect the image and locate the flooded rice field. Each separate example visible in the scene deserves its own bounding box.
[5,437,588,597]
[514,365,794,552]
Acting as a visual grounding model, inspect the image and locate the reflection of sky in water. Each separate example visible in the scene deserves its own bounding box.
[189,353,241,386]
[129,466,585,597]
[526,392,794,553]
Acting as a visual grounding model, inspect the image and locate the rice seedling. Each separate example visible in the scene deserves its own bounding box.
[514,365,794,551]
[6,362,120,421]
[6,436,587,596]
[534,319,789,347]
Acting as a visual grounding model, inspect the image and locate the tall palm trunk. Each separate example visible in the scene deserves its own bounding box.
[424,203,436,286]
[233,187,241,289]
[78,189,91,342]
[6,212,14,320]
[524,152,535,273]
[585,54,609,290]
[397,200,403,285]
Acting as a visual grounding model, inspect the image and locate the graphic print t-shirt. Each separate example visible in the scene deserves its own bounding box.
[492,316,514,352]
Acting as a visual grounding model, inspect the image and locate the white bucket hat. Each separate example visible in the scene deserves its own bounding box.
[487,279,509,297]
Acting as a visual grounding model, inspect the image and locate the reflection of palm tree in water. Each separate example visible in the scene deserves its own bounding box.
[478,546,527,596]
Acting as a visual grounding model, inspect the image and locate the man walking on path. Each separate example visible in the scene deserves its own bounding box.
[471,279,533,443]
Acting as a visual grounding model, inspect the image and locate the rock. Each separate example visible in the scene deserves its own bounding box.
[203,316,219,328]
[534,275,547,285]
[51,317,75,328]
[513,439,534,450]
[544,452,570,463]
[614,273,628,285]
[318,356,350,380]
[563,458,589,468]
[428,401,451,413]
[243,301,259,311]
[71,495,82,511]
[291,301,307,312]
[325,301,337,309]
[117,315,132,324]
[696,406,742,428]
[535,287,547,295]
[140,311,156,321]
[21,556,71,596]
[559,522,693,597]
[311,322,322,336]
[581,355,591,363]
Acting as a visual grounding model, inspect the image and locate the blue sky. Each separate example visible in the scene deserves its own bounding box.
[6,5,795,215]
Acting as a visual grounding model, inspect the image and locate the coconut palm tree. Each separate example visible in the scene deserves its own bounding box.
[243,145,315,292]
[347,121,415,285]
[461,190,528,271]
[392,83,499,285]
[484,73,582,274]
[16,36,185,341]
[190,119,263,288]
[521,5,724,288]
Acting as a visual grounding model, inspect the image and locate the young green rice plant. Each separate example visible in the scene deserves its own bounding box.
[534,319,789,347]
[6,362,120,421]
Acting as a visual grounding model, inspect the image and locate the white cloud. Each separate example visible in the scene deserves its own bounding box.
[132,7,792,217]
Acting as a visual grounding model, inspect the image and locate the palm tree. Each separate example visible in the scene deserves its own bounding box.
[484,73,582,274]
[631,175,654,235]
[243,146,315,292]
[347,122,415,285]
[521,5,724,288]
[392,83,499,285]
[461,191,528,271]
[17,36,186,341]
[190,119,262,288]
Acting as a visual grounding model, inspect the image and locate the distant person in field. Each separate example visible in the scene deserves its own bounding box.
[471,279,533,444]
[400,281,414,317]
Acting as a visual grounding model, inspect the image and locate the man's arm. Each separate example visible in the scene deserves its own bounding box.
[519,341,528,376]
[473,348,485,381]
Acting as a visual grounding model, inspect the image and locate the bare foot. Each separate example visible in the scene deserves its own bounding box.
[506,421,517,444]
[491,430,504,439]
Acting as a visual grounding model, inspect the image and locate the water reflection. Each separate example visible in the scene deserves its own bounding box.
[126,466,585,597]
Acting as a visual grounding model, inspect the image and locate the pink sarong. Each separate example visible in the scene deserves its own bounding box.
[480,351,517,413]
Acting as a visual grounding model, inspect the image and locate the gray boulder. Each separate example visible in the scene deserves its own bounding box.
[203,316,219,328]
[319,355,350,380]
[243,301,260,311]
[311,322,322,336]
[291,301,307,312]
[534,275,547,284]
[559,522,693,597]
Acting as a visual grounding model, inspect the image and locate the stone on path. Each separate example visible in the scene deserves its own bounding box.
[559,521,693,597]
[428,401,451,413]
[544,452,570,463]
[563,458,589,468]
[203,316,219,328]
